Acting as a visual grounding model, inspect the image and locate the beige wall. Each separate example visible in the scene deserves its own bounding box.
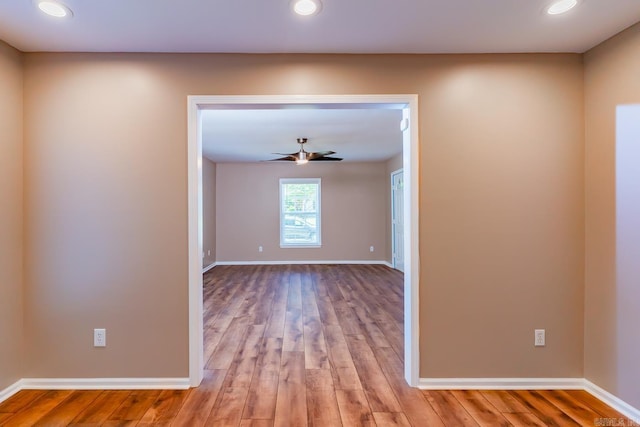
[23,54,189,377]
[420,55,584,378]
[20,52,585,379]
[386,152,403,174]
[584,22,640,408]
[0,41,24,389]
[202,157,216,267]
[215,162,387,262]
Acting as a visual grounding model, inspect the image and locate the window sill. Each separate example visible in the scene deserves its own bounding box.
[280,245,322,249]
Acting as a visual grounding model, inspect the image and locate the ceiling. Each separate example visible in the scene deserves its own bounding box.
[202,108,403,163]
[0,1,639,54]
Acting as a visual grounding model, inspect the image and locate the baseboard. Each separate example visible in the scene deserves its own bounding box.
[3,375,638,421]
[0,379,23,404]
[202,262,216,273]
[206,261,393,270]
[584,380,640,423]
[419,377,640,421]
[0,377,190,404]
[20,377,190,390]
[418,377,585,390]
[214,260,392,266]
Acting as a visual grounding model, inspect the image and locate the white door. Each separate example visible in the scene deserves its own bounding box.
[391,169,404,272]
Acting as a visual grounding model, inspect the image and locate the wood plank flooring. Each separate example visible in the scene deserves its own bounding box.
[0,264,629,426]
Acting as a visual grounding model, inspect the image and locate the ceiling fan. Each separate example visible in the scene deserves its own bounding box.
[269,138,343,164]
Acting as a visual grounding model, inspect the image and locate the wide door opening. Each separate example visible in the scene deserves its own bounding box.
[188,95,420,387]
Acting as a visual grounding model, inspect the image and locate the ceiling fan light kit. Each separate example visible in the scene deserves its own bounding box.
[295,150,309,165]
[269,137,342,164]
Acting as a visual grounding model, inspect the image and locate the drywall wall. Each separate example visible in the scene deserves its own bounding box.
[21,52,584,379]
[202,157,216,268]
[584,22,640,409]
[0,41,24,390]
[419,55,584,378]
[215,162,387,262]
[387,152,403,174]
[23,55,189,377]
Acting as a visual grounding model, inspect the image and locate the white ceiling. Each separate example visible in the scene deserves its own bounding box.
[0,0,639,54]
[202,108,403,163]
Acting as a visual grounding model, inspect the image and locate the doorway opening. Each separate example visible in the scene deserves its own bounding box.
[187,95,420,386]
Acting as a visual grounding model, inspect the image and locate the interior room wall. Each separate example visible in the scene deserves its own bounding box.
[21,52,584,380]
[202,157,216,268]
[215,161,387,262]
[386,152,403,264]
[0,41,24,390]
[419,55,584,378]
[584,22,640,409]
[23,55,190,378]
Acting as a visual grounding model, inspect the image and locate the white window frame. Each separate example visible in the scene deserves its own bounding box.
[279,178,321,248]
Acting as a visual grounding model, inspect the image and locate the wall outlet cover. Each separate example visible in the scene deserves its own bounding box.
[94,328,106,347]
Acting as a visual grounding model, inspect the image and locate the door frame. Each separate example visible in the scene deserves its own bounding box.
[391,168,404,271]
[187,94,420,386]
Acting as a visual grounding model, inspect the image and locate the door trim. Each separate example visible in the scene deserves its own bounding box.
[390,167,404,271]
[187,94,420,386]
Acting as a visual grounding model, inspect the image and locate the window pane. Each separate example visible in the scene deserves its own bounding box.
[280,179,320,246]
[283,184,317,213]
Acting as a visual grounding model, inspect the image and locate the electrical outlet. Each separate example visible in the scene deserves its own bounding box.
[534,329,545,347]
[259,246,263,252]
[94,328,106,347]
[370,246,375,252]
[207,250,211,256]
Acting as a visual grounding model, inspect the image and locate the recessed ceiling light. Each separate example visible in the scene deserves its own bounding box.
[292,0,321,16]
[547,0,578,15]
[36,0,73,18]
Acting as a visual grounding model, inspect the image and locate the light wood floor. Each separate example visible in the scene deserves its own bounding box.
[0,264,628,426]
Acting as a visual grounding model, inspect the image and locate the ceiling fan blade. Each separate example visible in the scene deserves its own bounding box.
[268,139,340,163]
[308,151,336,159]
[310,156,343,161]
[268,156,297,161]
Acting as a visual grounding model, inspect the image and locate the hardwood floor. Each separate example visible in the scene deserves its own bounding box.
[0,264,628,426]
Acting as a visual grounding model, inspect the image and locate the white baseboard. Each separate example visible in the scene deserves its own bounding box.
[214,260,392,266]
[202,262,216,273]
[2,375,638,421]
[418,377,585,390]
[0,379,22,404]
[20,377,190,390]
[0,377,190,404]
[419,377,640,422]
[585,380,640,423]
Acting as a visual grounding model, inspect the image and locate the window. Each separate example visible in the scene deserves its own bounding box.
[280,178,321,247]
